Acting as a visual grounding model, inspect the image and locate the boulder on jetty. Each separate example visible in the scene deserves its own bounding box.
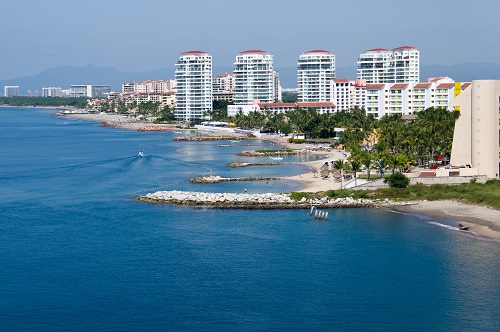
[135,190,403,209]
[189,175,280,183]
[173,136,251,141]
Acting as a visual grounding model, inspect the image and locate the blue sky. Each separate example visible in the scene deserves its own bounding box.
[1,0,498,79]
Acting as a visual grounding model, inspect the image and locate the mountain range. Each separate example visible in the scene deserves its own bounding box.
[2,63,500,94]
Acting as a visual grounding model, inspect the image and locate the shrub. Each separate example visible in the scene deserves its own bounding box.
[384,172,410,188]
[289,192,310,201]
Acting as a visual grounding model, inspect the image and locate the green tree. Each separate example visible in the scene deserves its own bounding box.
[384,172,410,188]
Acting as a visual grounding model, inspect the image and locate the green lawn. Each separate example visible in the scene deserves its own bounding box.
[293,180,500,210]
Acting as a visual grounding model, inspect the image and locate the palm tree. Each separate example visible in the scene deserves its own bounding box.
[360,150,374,181]
[333,159,346,189]
[348,159,362,186]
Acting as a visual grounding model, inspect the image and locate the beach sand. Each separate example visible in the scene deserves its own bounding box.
[394,200,500,241]
[59,112,500,240]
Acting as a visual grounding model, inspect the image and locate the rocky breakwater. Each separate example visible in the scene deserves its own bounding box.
[134,190,401,209]
[189,175,280,183]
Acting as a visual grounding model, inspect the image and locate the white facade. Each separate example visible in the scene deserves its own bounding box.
[109,91,176,110]
[450,80,500,178]
[297,50,335,102]
[4,85,20,97]
[70,85,111,98]
[332,77,459,118]
[357,46,419,84]
[227,101,335,117]
[212,72,235,93]
[234,50,276,104]
[175,50,213,120]
[122,80,176,94]
[42,87,63,97]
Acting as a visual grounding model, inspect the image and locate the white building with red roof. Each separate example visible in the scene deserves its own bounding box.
[357,46,420,84]
[233,50,278,104]
[227,100,335,117]
[175,50,213,120]
[297,50,335,103]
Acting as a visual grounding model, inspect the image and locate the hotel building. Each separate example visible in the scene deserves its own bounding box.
[227,100,335,117]
[4,85,20,97]
[70,85,111,98]
[357,46,420,84]
[233,50,277,104]
[332,77,458,118]
[450,80,500,178]
[122,80,176,94]
[212,72,235,102]
[297,50,335,102]
[42,87,63,97]
[175,50,213,120]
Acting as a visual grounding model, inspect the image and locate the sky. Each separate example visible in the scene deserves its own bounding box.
[1,0,499,80]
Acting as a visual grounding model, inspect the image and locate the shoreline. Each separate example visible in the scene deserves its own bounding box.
[392,200,500,241]
[58,112,500,241]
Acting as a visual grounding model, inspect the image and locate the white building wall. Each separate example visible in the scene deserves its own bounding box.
[297,50,335,102]
[4,86,20,97]
[357,46,420,84]
[175,51,213,120]
[234,50,275,104]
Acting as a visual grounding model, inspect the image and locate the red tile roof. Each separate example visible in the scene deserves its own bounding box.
[391,84,408,89]
[428,77,444,83]
[298,102,335,107]
[437,83,454,89]
[365,48,390,53]
[333,78,350,83]
[304,50,331,54]
[181,50,208,55]
[413,83,431,89]
[393,46,417,50]
[257,102,335,108]
[461,82,472,89]
[367,84,385,89]
[240,50,268,54]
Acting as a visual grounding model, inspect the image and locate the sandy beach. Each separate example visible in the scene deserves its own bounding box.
[59,112,500,241]
[393,200,500,241]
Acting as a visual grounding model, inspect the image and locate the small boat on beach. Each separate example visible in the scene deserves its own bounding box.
[458,223,469,231]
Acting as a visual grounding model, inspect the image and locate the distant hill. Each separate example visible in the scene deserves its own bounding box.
[2,63,500,94]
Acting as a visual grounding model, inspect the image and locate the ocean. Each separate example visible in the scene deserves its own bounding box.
[0,107,498,331]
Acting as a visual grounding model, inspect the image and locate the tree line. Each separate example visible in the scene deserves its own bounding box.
[206,105,459,177]
[0,96,89,109]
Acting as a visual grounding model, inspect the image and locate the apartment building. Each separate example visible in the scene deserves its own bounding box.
[212,72,235,102]
[108,91,176,110]
[357,46,419,84]
[297,50,335,102]
[175,50,213,120]
[42,87,63,97]
[4,85,20,97]
[70,85,111,98]
[122,80,176,94]
[227,100,335,117]
[234,50,277,104]
[332,77,459,117]
[450,80,500,178]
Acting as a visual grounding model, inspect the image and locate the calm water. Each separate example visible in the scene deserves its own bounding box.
[0,107,498,331]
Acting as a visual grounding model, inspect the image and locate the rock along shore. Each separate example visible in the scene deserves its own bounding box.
[189,175,280,183]
[134,190,403,209]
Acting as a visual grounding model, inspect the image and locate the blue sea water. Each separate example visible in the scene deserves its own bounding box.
[0,107,498,331]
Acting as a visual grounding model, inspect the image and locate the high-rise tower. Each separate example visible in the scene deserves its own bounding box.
[357,46,419,84]
[234,50,276,104]
[175,51,213,120]
[297,50,335,102]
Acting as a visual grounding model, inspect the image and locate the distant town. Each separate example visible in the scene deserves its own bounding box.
[2,46,462,120]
